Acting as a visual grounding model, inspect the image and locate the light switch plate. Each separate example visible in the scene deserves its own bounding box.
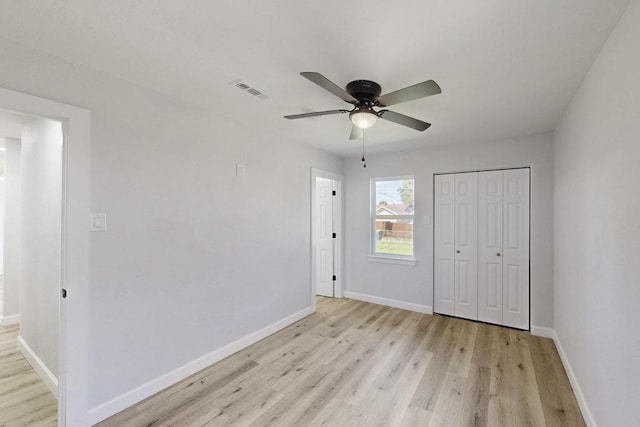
[90,213,107,232]
[236,163,246,176]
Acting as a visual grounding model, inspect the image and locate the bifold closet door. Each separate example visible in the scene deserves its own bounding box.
[502,169,530,329]
[453,173,478,320]
[478,170,504,325]
[436,168,530,329]
[477,168,530,329]
[434,174,455,316]
[434,172,478,320]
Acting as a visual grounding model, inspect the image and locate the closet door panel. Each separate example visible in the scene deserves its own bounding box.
[434,174,455,315]
[454,172,478,320]
[478,170,503,325]
[502,168,530,329]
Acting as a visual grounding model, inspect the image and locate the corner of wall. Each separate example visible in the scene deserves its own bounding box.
[87,305,314,425]
[16,334,58,398]
[344,291,433,314]
[0,313,20,325]
[551,330,597,427]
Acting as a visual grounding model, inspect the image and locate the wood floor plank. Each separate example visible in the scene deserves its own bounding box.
[447,320,479,378]
[375,330,434,426]
[428,372,467,427]
[338,309,424,406]
[250,323,392,426]
[409,316,460,411]
[399,405,432,427]
[96,298,585,427]
[529,335,586,427]
[470,322,498,368]
[371,313,432,393]
[99,355,259,427]
[307,396,357,427]
[460,363,491,427]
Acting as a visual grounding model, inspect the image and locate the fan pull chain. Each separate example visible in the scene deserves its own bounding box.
[361,131,367,168]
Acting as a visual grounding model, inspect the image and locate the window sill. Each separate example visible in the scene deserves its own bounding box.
[368,255,417,266]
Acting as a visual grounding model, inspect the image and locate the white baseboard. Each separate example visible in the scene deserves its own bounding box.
[530,325,555,339]
[0,313,20,325]
[16,335,58,399]
[88,306,315,426]
[344,291,433,314]
[552,330,596,427]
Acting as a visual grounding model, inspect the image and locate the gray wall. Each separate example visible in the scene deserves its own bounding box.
[19,118,62,377]
[344,133,554,328]
[0,35,343,409]
[553,0,640,424]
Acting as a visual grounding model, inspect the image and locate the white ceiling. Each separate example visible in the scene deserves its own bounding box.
[0,1,629,157]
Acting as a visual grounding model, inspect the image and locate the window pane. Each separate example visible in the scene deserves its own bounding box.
[374,178,414,256]
[375,220,414,255]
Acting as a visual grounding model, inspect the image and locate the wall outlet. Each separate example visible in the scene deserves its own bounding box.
[236,163,246,176]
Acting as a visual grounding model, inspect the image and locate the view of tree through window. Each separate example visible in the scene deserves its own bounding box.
[372,177,414,256]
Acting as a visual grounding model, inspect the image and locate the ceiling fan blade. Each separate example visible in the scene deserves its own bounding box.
[349,126,363,140]
[378,110,431,131]
[300,72,358,104]
[284,109,350,119]
[376,80,441,107]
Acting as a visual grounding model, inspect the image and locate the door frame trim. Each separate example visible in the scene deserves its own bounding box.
[0,86,90,426]
[311,168,344,309]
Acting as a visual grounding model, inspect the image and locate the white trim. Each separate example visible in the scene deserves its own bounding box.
[552,330,597,427]
[88,305,314,425]
[0,313,20,325]
[530,325,554,339]
[344,291,433,314]
[17,335,59,398]
[1,86,91,427]
[367,255,417,266]
[311,168,345,303]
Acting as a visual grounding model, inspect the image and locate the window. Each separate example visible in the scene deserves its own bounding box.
[371,176,415,258]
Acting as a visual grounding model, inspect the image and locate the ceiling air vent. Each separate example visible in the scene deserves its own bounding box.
[230,79,269,100]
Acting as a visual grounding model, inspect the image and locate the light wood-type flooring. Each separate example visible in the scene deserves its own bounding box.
[99,297,584,426]
[0,323,57,426]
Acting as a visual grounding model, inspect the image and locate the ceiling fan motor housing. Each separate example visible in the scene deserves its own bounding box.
[346,80,382,102]
[285,72,438,135]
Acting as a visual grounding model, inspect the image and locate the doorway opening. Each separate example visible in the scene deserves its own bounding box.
[0,87,90,426]
[311,169,343,308]
[0,109,64,422]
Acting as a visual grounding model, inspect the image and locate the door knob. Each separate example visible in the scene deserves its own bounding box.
[456,250,460,254]
[497,252,501,257]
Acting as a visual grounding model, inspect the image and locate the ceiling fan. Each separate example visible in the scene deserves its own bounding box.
[284,72,441,139]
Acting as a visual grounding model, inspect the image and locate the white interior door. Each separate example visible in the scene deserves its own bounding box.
[502,169,530,329]
[316,177,335,297]
[453,173,478,320]
[478,170,503,324]
[434,174,455,315]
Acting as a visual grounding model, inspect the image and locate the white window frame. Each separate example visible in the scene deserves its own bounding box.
[369,176,416,265]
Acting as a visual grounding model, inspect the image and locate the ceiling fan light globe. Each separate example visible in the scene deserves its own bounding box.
[350,111,377,129]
